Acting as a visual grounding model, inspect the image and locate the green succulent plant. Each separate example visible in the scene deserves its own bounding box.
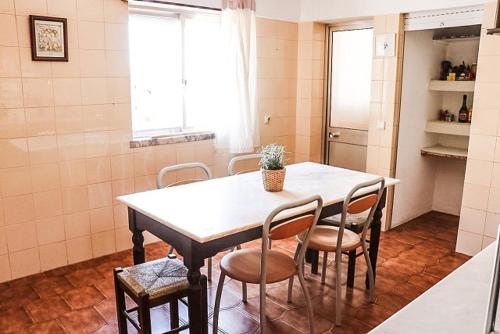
[260,144,285,170]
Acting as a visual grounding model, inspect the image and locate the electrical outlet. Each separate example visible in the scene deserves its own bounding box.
[264,114,271,125]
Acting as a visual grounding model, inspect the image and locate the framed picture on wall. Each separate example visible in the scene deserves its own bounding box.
[29,15,68,61]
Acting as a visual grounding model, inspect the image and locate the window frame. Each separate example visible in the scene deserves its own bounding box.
[128,4,220,139]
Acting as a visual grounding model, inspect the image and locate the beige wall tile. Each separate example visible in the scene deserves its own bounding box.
[52,51,81,77]
[47,0,77,18]
[462,183,490,211]
[9,247,40,279]
[3,194,34,225]
[484,212,500,238]
[0,14,18,46]
[91,230,115,257]
[76,0,103,21]
[464,159,493,187]
[15,15,30,48]
[59,160,87,187]
[57,133,86,161]
[0,138,29,168]
[80,49,107,77]
[81,78,108,104]
[30,163,60,192]
[0,167,31,197]
[62,185,89,214]
[25,107,56,136]
[86,157,111,183]
[39,241,67,271]
[22,78,53,108]
[456,230,483,255]
[0,108,25,138]
[52,78,82,106]
[19,48,51,77]
[0,46,20,77]
[55,105,83,134]
[34,189,63,219]
[459,207,486,234]
[104,23,128,50]
[0,78,23,108]
[14,0,46,15]
[6,221,37,252]
[0,255,10,283]
[66,235,92,264]
[36,216,65,245]
[64,211,90,239]
[111,154,134,180]
[88,181,112,208]
[103,0,128,23]
[0,0,14,14]
[28,135,58,164]
[115,226,131,252]
[90,206,113,233]
[78,21,105,50]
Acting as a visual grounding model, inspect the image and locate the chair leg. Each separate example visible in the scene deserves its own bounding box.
[347,250,356,289]
[298,271,315,334]
[335,251,342,326]
[287,276,294,303]
[208,258,212,282]
[113,268,128,334]
[212,271,226,334]
[169,300,179,330]
[288,243,302,302]
[242,282,248,303]
[259,280,267,334]
[362,242,375,302]
[321,251,328,285]
[138,292,152,334]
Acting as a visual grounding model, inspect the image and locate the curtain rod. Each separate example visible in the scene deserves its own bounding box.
[126,0,222,11]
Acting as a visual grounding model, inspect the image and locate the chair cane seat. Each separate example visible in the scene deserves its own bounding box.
[220,249,296,284]
[117,258,190,300]
[299,226,361,252]
[322,212,368,234]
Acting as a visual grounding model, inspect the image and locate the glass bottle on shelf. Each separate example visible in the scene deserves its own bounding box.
[459,95,468,123]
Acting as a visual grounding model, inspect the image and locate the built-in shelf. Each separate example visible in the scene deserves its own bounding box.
[421,145,467,160]
[433,36,480,45]
[425,121,471,137]
[428,80,475,92]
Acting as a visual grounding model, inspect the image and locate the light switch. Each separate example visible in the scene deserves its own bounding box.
[376,121,386,130]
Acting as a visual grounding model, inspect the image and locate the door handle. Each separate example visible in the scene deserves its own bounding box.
[329,132,340,139]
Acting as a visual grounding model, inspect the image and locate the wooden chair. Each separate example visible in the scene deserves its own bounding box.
[227,153,262,176]
[294,177,385,326]
[212,195,323,334]
[156,162,214,280]
[114,255,190,333]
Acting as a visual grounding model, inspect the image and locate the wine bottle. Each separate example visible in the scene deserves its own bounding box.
[459,95,468,123]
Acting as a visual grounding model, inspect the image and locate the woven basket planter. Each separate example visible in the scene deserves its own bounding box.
[261,168,286,192]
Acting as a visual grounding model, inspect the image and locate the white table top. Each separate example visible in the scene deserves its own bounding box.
[371,243,500,334]
[118,162,399,243]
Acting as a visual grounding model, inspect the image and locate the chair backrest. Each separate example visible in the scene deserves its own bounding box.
[260,196,323,283]
[156,162,212,189]
[338,177,385,247]
[227,153,262,176]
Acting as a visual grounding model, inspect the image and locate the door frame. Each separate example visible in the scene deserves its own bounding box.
[323,21,374,165]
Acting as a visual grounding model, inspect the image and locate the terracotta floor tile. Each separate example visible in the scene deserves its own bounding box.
[24,295,72,322]
[64,286,106,310]
[0,307,33,333]
[58,307,107,333]
[31,276,74,299]
[65,268,105,288]
[17,319,65,334]
[0,212,470,334]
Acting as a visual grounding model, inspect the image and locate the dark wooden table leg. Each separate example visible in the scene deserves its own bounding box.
[187,269,208,334]
[306,249,320,275]
[366,196,384,289]
[129,208,145,264]
[347,250,356,288]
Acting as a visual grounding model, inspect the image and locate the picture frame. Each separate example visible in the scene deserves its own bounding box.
[29,15,68,61]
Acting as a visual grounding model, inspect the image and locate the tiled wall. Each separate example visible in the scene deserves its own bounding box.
[0,0,299,282]
[366,14,404,229]
[295,22,325,163]
[457,1,500,255]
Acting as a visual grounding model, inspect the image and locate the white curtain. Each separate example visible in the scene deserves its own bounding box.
[214,0,259,154]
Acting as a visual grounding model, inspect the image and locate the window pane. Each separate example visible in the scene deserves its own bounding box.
[184,15,222,130]
[129,14,183,133]
[329,29,373,130]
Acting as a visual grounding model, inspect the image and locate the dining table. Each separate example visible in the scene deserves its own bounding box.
[118,161,399,334]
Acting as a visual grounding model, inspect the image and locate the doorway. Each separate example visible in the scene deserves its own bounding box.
[324,26,374,172]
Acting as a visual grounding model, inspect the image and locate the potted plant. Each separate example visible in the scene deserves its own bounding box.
[260,144,286,192]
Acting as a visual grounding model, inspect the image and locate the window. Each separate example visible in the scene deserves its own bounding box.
[129,9,223,137]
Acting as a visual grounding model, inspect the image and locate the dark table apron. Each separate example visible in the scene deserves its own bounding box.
[128,189,386,334]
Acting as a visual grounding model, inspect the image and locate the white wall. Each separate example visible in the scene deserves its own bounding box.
[300,0,487,22]
[393,30,441,227]
[165,0,301,21]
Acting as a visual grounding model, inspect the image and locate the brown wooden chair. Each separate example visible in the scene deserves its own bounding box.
[294,177,385,326]
[227,153,262,176]
[156,162,215,280]
[212,195,323,334]
[114,255,190,333]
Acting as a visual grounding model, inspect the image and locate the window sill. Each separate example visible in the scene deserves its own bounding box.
[130,131,215,148]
